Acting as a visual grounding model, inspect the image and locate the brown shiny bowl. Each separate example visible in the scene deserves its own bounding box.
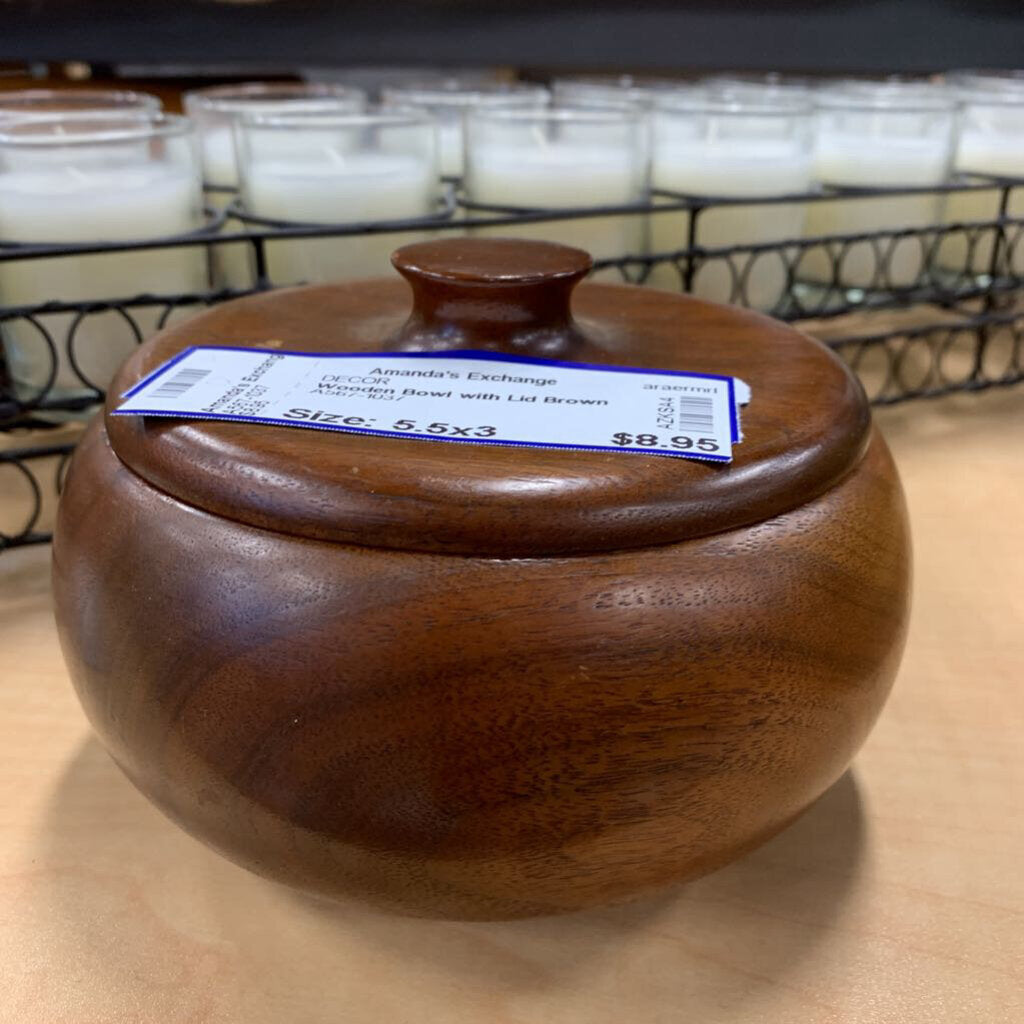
[53,239,911,919]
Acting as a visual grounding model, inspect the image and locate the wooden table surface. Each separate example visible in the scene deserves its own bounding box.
[1,388,1021,1024]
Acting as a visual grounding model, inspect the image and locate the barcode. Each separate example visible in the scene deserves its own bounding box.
[150,367,211,399]
[677,396,715,431]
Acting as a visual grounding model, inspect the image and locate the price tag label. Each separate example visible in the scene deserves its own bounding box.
[116,346,749,463]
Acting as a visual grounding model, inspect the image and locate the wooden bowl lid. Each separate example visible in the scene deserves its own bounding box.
[105,239,870,556]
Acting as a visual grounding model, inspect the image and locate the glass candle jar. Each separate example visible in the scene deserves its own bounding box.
[939,70,1024,279]
[183,82,366,289]
[0,114,205,403]
[184,82,367,189]
[463,105,650,279]
[235,108,440,285]
[649,91,814,310]
[381,82,549,178]
[0,88,162,121]
[802,81,958,291]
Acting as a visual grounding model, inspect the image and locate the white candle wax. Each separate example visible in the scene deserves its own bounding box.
[242,152,437,284]
[466,144,645,279]
[649,140,812,308]
[941,132,1024,276]
[200,128,239,189]
[195,128,256,290]
[194,124,263,292]
[437,121,463,179]
[803,134,951,289]
[957,131,1024,177]
[0,166,205,395]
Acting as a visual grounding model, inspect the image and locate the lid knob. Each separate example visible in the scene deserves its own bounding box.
[387,238,593,357]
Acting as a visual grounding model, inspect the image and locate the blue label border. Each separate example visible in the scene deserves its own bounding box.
[116,345,741,459]
[109,408,733,463]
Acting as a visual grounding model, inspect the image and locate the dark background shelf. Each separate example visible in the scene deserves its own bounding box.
[1,1,1022,74]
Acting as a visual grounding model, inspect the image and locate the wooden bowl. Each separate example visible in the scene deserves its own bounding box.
[53,239,910,919]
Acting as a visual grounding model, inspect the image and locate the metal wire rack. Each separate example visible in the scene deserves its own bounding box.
[2,175,1022,551]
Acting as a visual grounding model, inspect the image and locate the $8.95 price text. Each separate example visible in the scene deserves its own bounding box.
[610,432,720,452]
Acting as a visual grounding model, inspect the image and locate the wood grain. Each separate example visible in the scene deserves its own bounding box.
[387,238,594,356]
[0,387,1020,1019]
[49,243,908,917]
[50,415,907,918]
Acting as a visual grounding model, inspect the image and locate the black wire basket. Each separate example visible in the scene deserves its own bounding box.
[2,176,1022,551]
